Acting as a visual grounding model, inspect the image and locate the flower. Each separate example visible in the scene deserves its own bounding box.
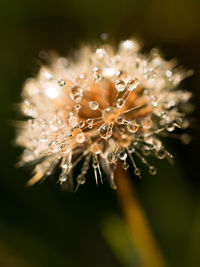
[16,39,192,191]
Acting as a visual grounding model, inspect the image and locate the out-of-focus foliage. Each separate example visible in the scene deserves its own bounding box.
[0,0,200,266]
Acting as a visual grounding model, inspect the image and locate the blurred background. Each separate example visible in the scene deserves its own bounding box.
[0,0,200,266]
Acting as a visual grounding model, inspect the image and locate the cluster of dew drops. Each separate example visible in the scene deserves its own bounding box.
[18,39,193,190]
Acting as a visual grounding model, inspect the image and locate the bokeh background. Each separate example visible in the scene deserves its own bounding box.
[0,0,200,266]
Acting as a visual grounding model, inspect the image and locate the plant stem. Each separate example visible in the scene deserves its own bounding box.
[115,165,168,267]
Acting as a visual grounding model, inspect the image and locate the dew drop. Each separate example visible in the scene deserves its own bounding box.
[76,133,86,143]
[98,124,113,139]
[68,116,78,128]
[107,153,115,162]
[78,121,85,128]
[96,48,106,59]
[122,162,129,170]
[89,101,99,110]
[57,79,66,87]
[77,174,86,184]
[134,168,141,176]
[127,78,139,91]
[70,86,83,103]
[120,40,134,50]
[127,122,139,133]
[116,98,125,108]
[161,112,167,119]
[118,151,127,161]
[93,67,103,83]
[149,166,157,175]
[128,145,135,153]
[167,124,175,132]
[59,176,67,184]
[117,116,124,124]
[92,161,98,168]
[115,80,126,92]
[86,119,94,128]
[49,141,59,152]
[74,104,81,111]
[60,143,70,153]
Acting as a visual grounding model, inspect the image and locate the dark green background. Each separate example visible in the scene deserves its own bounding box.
[0,0,200,266]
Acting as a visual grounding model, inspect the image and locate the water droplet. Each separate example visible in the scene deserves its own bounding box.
[92,161,98,168]
[98,124,112,139]
[57,79,66,87]
[60,143,70,153]
[80,73,86,80]
[86,119,94,128]
[149,166,157,175]
[93,67,103,83]
[167,124,175,132]
[107,153,115,162]
[59,176,67,184]
[161,112,167,119]
[74,104,81,111]
[117,116,124,124]
[96,48,106,59]
[127,122,139,133]
[134,168,141,176]
[76,133,85,143]
[118,151,127,161]
[116,98,125,108]
[79,121,85,128]
[70,86,83,103]
[77,174,86,184]
[49,141,59,152]
[120,40,134,50]
[127,78,139,91]
[128,145,135,153]
[115,80,125,92]
[68,116,78,128]
[89,101,99,110]
[122,162,129,170]
[165,70,172,78]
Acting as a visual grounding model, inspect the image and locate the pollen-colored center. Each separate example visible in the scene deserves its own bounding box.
[102,107,120,123]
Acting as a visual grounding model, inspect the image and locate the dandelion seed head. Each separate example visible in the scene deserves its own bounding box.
[16,39,192,190]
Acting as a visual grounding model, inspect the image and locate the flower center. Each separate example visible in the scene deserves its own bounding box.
[102,107,120,123]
